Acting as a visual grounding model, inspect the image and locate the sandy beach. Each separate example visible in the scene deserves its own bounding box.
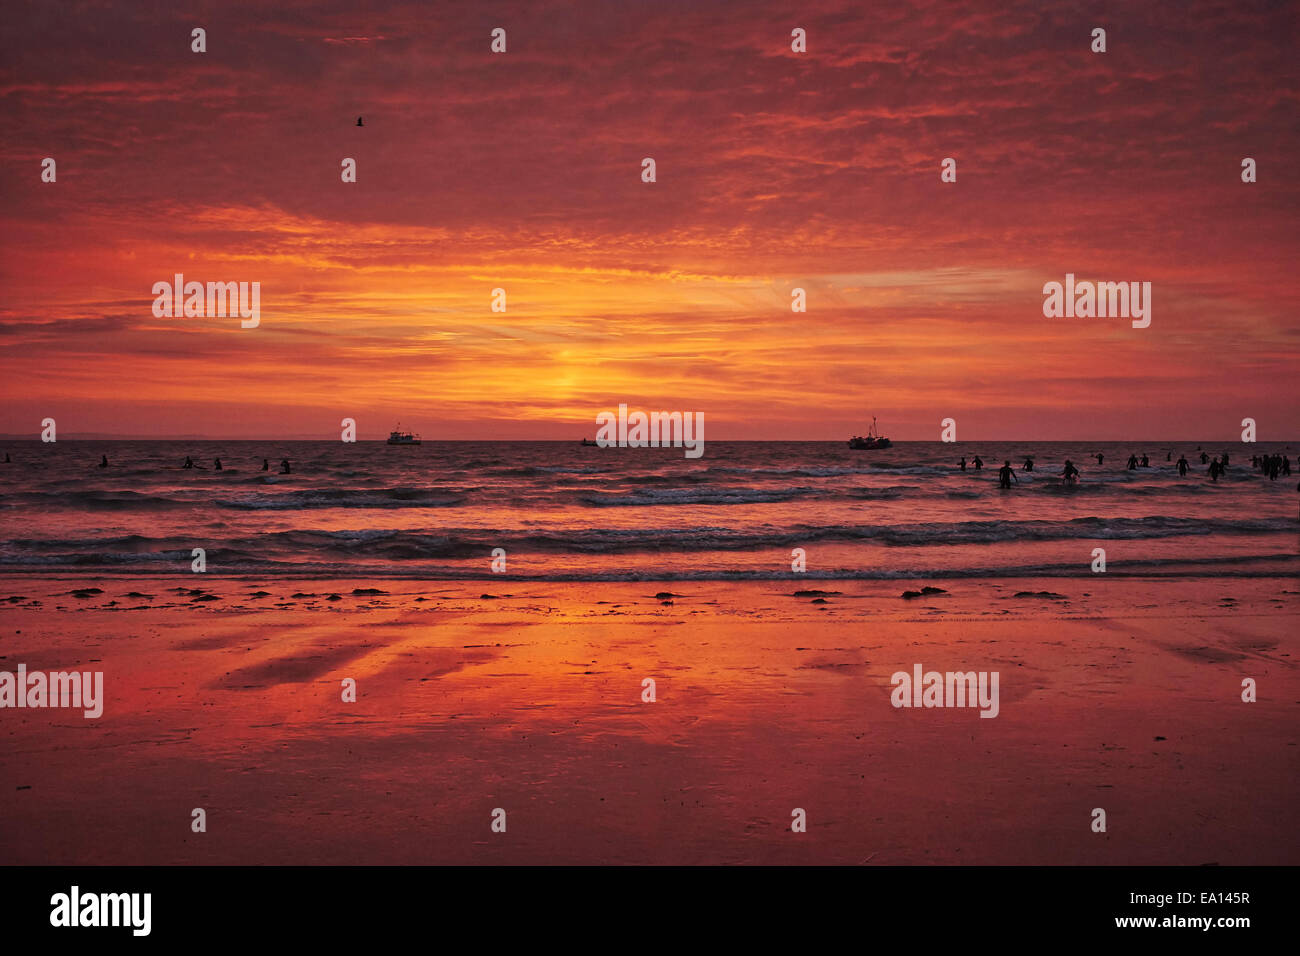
[1,574,1294,865]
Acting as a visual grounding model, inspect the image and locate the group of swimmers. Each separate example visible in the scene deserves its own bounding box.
[962,448,1290,489]
[179,456,291,473]
[1118,450,1222,470]
[989,458,1081,488]
[90,455,292,473]
[1252,454,1292,480]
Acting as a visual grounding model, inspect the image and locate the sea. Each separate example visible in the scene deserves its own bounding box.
[1,441,1296,581]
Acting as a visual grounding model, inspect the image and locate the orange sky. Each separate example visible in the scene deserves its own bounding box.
[1,0,1297,439]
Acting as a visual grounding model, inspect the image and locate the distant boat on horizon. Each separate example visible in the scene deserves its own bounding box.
[848,416,891,450]
[580,438,599,446]
[386,424,421,445]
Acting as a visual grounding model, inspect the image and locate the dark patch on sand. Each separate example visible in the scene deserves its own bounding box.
[1162,643,1248,664]
[798,658,869,672]
[174,633,245,651]
[902,586,948,599]
[210,643,377,688]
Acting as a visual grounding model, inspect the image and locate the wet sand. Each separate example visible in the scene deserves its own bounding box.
[0,576,1296,865]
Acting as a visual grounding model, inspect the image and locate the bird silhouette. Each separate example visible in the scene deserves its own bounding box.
[356,116,364,127]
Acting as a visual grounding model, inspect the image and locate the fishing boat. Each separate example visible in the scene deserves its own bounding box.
[580,438,599,446]
[848,417,891,450]
[386,424,421,445]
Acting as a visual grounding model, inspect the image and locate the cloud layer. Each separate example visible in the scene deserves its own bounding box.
[1,0,1296,438]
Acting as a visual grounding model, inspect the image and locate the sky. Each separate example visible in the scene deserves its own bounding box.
[1,0,1297,440]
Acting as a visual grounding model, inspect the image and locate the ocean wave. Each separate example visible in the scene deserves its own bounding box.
[1,490,197,510]
[485,465,610,477]
[1,552,1293,581]
[216,488,467,509]
[704,465,881,478]
[2,515,1292,569]
[579,486,823,507]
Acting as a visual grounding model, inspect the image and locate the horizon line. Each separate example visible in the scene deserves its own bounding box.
[2,436,1295,444]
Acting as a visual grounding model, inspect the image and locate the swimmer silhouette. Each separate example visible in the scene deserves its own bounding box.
[280,459,292,474]
[1177,455,1189,477]
[998,461,1018,488]
[1023,457,1034,471]
[1200,451,1209,464]
[1095,453,1103,465]
[959,457,967,472]
[262,459,269,471]
[1127,454,1138,470]
[1060,459,1080,483]
[972,455,983,470]
[98,454,108,468]
[357,117,363,127]
[183,456,194,469]
[1140,454,1149,467]
[214,458,222,471]
[3,453,8,463]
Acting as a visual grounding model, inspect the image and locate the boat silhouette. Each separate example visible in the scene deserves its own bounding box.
[848,416,891,449]
[386,424,421,445]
